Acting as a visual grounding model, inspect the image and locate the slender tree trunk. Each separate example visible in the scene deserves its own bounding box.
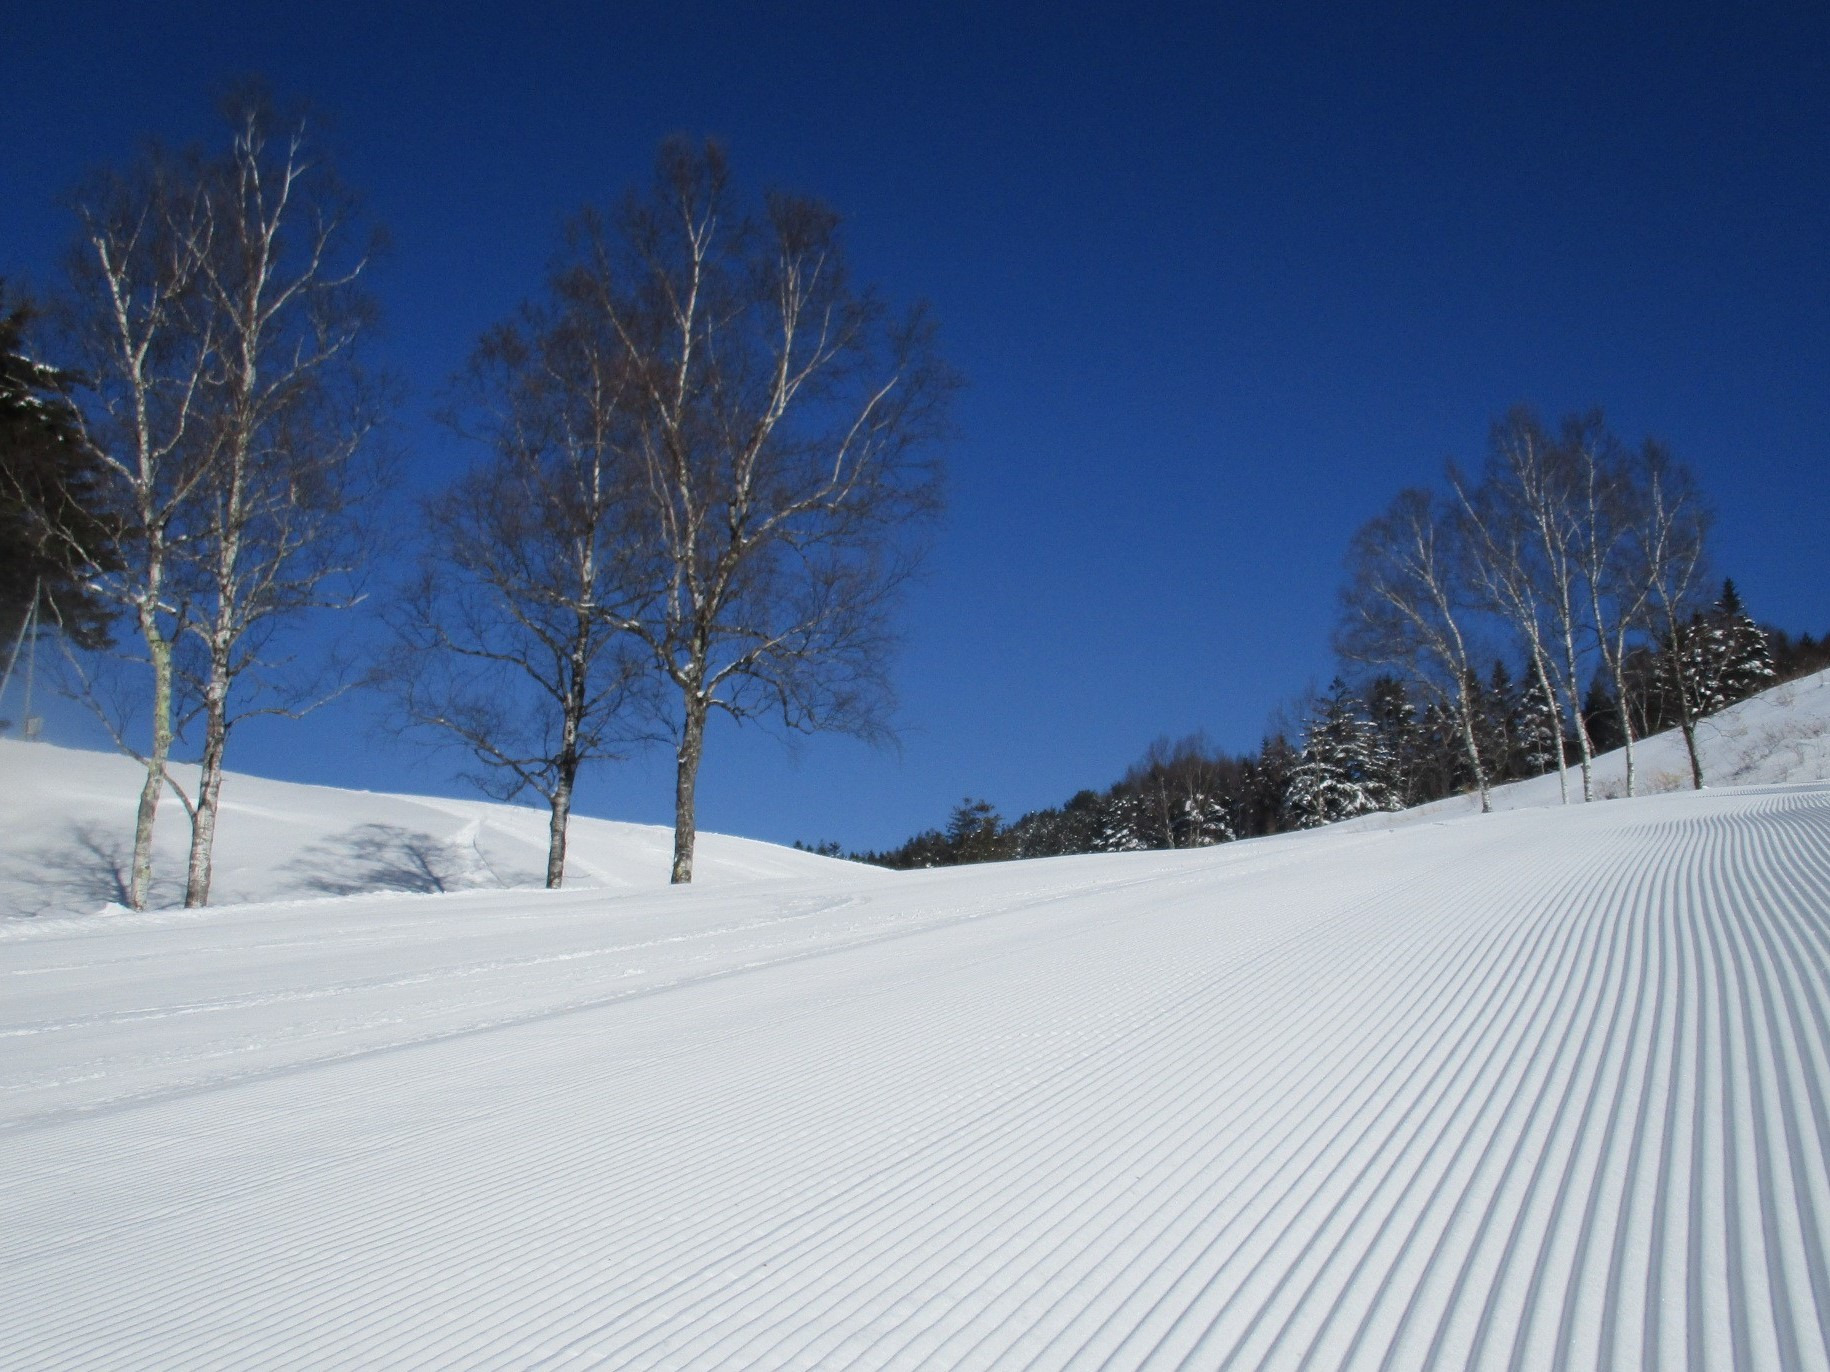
[1615,690,1637,796]
[1554,621,1594,799]
[545,606,594,890]
[129,597,174,911]
[1453,675,1491,813]
[184,677,229,907]
[1527,648,1569,805]
[1597,617,1638,797]
[1437,606,1489,814]
[185,458,245,907]
[546,767,574,890]
[671,696,708,884]
[1569,696,1595,800]
[1678,718,1704,789]
[1666,623,1706,790]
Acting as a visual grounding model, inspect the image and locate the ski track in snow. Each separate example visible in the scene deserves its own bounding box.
[2,783,1828,1368]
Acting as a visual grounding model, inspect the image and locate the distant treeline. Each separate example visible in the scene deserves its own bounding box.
[815,407,1828,870]
[817,591,1824,871]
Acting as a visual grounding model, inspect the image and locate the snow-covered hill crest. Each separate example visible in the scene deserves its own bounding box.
[0,741,859,921]
[4,667,1827,922]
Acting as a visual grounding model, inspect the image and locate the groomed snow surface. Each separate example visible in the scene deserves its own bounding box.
[3,671,1830,1369]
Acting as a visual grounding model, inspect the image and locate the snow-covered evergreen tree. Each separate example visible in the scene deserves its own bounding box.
[1517,668,1561,777]
[1286,679,1403,828]
[1680,610,1724,714]
[1093,791,1151,852]
[1479,660,1522,781]
[0,286,116,651]
[1710,579,1775,707]
[1172,795,1236,847]
[1364,675,1422,806]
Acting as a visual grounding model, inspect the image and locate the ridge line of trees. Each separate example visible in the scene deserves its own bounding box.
[836,407,1819,871]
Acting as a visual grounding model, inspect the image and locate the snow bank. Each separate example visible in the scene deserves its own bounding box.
[0,740,862,920]
[4,777,1828,1367]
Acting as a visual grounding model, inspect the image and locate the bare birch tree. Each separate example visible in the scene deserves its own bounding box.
[572,140,954,883]
[1630,443,1713,788]
[385,282,650,888]
[1446,461,1568,802]
[60,151,217,909]
[1124,735,1236,848]
[1450,409,1603,799]
[1336,487,1494,812]
[173,99,386,907]
[1560,413,1655,795]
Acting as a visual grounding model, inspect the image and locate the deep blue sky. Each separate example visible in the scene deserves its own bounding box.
[5,2,1826,850]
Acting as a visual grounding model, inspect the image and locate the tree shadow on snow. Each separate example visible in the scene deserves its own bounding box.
[0,821,164,917]
[284,822,480,897]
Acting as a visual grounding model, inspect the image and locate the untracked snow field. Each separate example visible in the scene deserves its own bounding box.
[5,777,1830,1368]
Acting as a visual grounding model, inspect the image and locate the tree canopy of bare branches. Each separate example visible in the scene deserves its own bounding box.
[173,98,387,907]
[1336,486,1494,812]
[1333,406,1727,809]
[385,275,652,889]
[573,140,955,882]
[60,141,219,908]
[58,93,386,909]
[1629,443,1714,787]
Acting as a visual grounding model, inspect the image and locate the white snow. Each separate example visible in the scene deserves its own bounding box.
[2,673,1829,1367]
[0,740,863,921]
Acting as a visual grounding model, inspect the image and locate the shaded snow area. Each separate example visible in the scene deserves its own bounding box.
[0,741,858,921]
[5,779,1830,1368]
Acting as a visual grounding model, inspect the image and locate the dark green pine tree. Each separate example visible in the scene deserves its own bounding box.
[945,797,1007,864]
[1710,579,1776,706]
[1582,675,1624,753]
[1516,667,1561,778]
[0,286,117,650]
[1286,678,1403,828]
[1240,734,1298,837]
[1093,789,1150,852]
[1007,788,1105,858]
[1414,698,1482,803]
[1364,675,1422,806]
[1479,660,1523,782]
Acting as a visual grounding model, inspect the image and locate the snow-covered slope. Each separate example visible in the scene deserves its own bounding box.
[5,775,1830,1367]
[7,668,1823,923]
[1357,666,1830,831]
[0,739,860,920]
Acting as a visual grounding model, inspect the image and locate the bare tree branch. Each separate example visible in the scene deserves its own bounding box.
[565,140,955,882]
